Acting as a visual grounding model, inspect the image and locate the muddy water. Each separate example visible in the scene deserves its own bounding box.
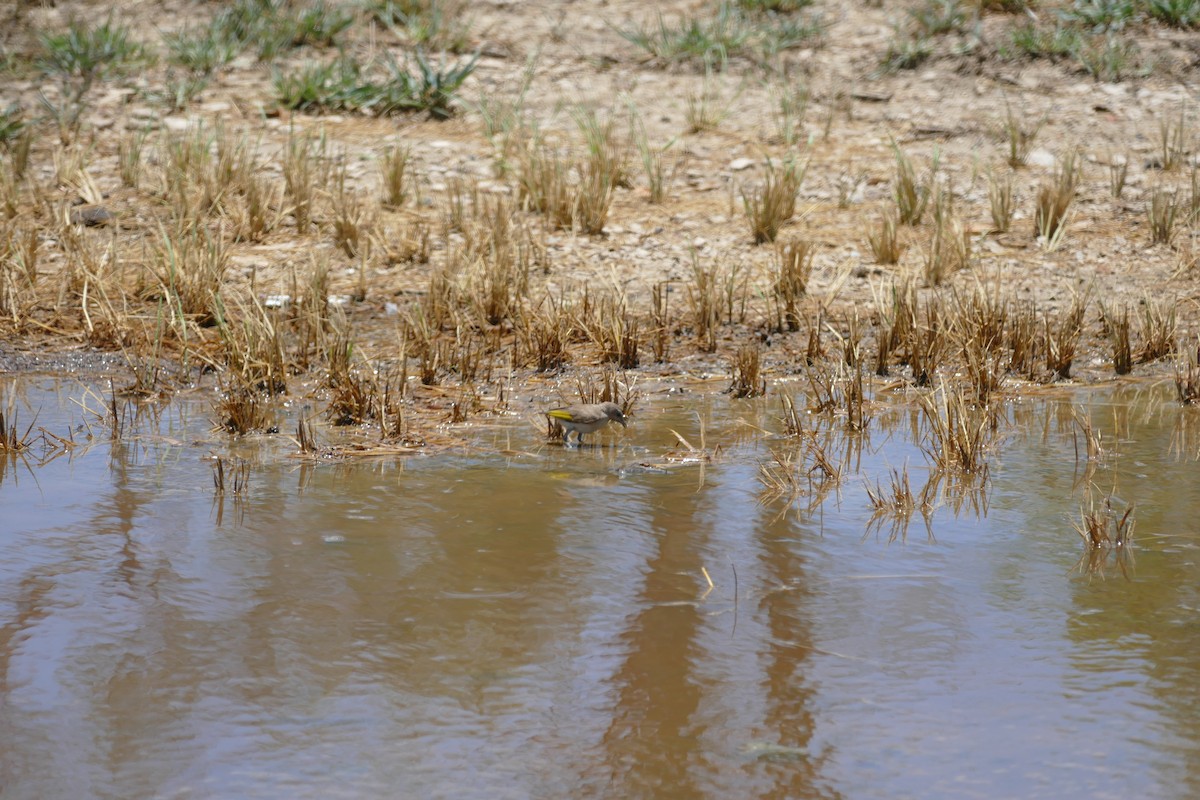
[2,377,1199,799]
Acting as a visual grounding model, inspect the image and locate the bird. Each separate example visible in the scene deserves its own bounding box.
[546,402,628,445]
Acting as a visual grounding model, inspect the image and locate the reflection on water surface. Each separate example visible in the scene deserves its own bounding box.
[2,378,1199,799]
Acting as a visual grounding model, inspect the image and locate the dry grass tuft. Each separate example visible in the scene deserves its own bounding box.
[904,296,947,388]
[572,369,640,417]
[987,168,1015,232]
[211,455,250,495]
[152,222,229,327]
[214,378,278,435]
[1007,300,1040,379]
[742,156,804,244]
[1147,187,1180,246]
[1034,150,1078,246]
[892,143,938,225]
[1137,297,1176,363]
[582,295,640,369]
[1104,302,1132,375]
[1072,494,1135,579]
[686,252,722,353]
[728,343,766,398]
[380,143,411,208]
[919,383,996,474]
[0,408,36,452]
[771,237,813,331]
[1044,292,1088,380]
[867,210,903,265]
[330,162,372,258]
[1175,339,1200,405]
[865,463,931,541]
[997,101,1044,168]
[521,297,573,372]
[923,188,972,286]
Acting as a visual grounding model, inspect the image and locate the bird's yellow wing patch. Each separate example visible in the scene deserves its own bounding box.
[546,409,574,421]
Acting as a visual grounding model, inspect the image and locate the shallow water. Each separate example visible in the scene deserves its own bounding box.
[2,377,1199,799]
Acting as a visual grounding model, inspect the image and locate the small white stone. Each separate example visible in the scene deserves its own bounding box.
[1026,149,1057,168]
[730,157,755,171]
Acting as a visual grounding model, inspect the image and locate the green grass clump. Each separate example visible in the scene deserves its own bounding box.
[165,22,241,74]
[1002,17,1149,79]
[160,0,355,111]
[276,51,477,118]
[39,17,151,82]
[617,2,821,67]
[1075,31,1146,80]
[0,105,24,148]
[169,0,355,66]
[1062,0,1138,31]
[38,17,152,138]
[734,0,813,11]
[909,0,971,36]
[882,34,933,72]
[1146,0,1200,27]
[373,0,475,52]
[1005,22,1082,60]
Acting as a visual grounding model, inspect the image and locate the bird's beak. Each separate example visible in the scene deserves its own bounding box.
[617,416,628,428]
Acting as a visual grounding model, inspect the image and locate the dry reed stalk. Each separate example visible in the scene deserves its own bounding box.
[0,409,36,452]
[781,393,803,437]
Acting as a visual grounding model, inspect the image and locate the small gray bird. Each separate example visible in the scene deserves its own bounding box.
[547,402,628,445]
